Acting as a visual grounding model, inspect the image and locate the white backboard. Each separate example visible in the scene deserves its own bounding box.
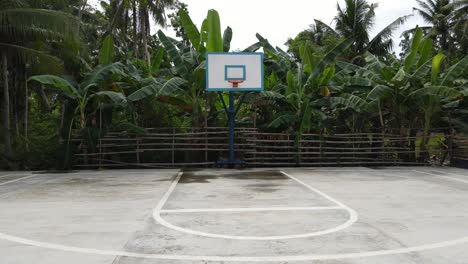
[206,52,264,91]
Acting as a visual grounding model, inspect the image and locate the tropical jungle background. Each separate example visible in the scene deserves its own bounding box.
[1,0,467,169]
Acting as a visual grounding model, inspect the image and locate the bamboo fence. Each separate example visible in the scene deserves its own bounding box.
[73,128,468,168]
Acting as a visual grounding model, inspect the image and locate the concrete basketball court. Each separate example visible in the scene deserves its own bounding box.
[0,167,467,264]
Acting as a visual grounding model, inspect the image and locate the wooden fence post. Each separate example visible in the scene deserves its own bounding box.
[172,128,175,166]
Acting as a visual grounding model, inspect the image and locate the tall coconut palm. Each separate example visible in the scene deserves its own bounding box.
[0,0,78,159]
[109,0,176,65]
[445,0,468,55]
[413,0,453,51]
[141,0,176,65]
[334,0,409,61]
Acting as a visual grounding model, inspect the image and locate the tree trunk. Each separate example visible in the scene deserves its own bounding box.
[24,72,29,152]
[2,53,12,158]
[37,86,51,112]
[59,104,66,142]
[77,0,88,31]
[124,9,129,34]
[132,1,139,58]
[140,8,151,66]
[13,70,19,137]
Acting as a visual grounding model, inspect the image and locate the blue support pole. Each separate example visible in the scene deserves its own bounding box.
[228,92,235,163]
[215,92,247,167]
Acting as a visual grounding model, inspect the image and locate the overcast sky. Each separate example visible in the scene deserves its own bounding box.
[167,0,427,54]
[90,0,428,54]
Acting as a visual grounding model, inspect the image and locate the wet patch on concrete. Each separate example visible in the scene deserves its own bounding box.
[178,170,286,184]
[245,183,281,193]
[178,173,220,184]
[248,187,279,193]
[61,178,105,185]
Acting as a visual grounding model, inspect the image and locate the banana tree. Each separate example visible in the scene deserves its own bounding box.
[268,38,353,131]
[407,55,468,157]
[331,28,468,162]
[330,28,438,133]
[152,9,232,127]
[28,62,128,131]
[263,37,353,164]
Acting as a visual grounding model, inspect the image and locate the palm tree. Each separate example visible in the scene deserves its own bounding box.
[334,0,409,61]
[141,0,177,64]
[413,0,453,51]
[109,0,176,65]
[446,0,468,55]
[0,0,78,159]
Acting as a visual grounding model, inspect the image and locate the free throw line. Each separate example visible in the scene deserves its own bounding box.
[160,206,342,214]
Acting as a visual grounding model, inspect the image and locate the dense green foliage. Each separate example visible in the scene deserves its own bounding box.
[1,0,467,169]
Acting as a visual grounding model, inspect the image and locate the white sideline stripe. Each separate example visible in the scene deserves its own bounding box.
[413,170,468,184]
[160,206,342,214]
[0,175,38,186]
[0,231,466,262]
[152,171,358,240]
[0,174,30,179]
[428,169,468,179]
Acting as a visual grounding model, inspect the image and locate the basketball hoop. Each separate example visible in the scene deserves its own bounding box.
[228,80,244,88]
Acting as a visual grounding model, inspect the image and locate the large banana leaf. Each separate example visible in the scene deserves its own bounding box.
[336,61,362,73]
[95,91,127,106]
[178,10,201,50]
[256,33,277,55]
[98,35,114,65]
[306,38,353,87]
[157,77,188,96]
[243,42,261,52]
[81,62,126,89]
[28,75,78,99]
[404,28,423,71]
[391,68,407,83]
[205,9,223,52]
[410,59,432,80]
[416,38,433,68]
[367,85,393,101]
[268,113,297,128]
[431,53,445,83]
[223,26,232,52]
[344,76,372,87]
[157,30,189,77]
[127,78,162,102]
[319,66,336,87]
[409,85,462,98]
[441,56,468,86]
[285,70,297,98]
[330,93,369,112]
[299,101,313,132]
[150,48,165,74]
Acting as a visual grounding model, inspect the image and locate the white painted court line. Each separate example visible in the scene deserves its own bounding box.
[281,171,354,210]
[160,206,342,214]
[413,170,468,184]
[152,171,358,240]
[0,174,39,186]
[428,169,468,178]
[0,224,466,262]
[0,174,30,180]
[0,170,467,261]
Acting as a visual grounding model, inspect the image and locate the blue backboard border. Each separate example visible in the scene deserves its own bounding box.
[206,52,264,92]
